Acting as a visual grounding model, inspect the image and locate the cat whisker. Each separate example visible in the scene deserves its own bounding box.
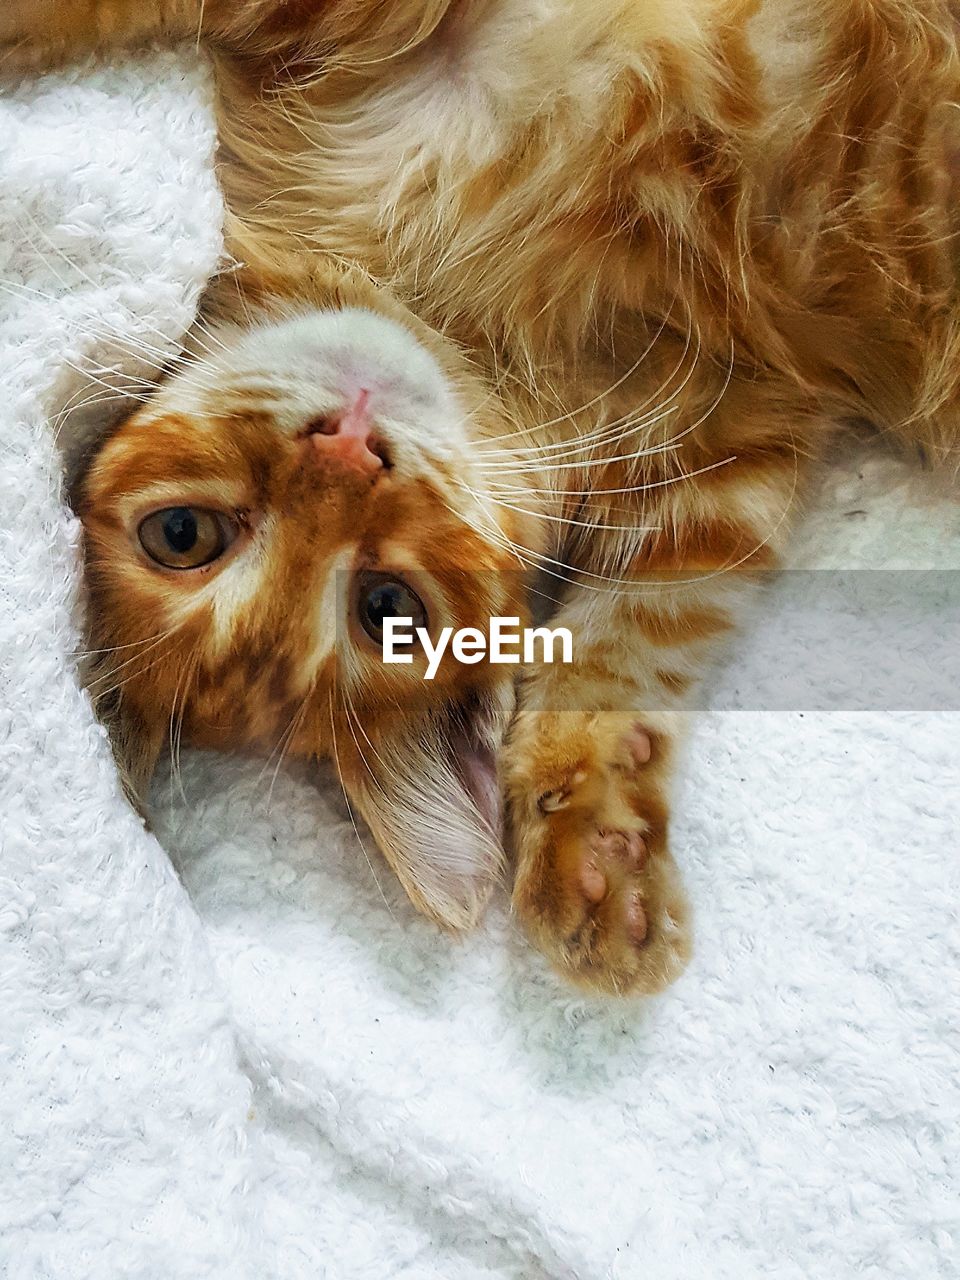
[0,279,180,368]
[13,213,116,301]
[264,693,312,815]
[10,234,214,376]
[473,405,682,474]
[464,249,691,455]
[341,691,390,799]
[60,355,160,391]
[73,626,188,660]
[327,688,396,920]
[438,494,609,595]
[475,323,701,463]
[167,645,201,808]
[3,235,227,387]
[192,314,233,353]
[54,378,157,417]
[60,359,155,408]
[182,319,232,362]
[486,454,739,500]
[475,399,677,463]
[476,336,731,478]
[51,391,144,442]
[87,644,182,708]
[457,470,780,597]
[460,484,660,535]
[15,218,226,369]
[432,491,582,608]
[84,621,188,690]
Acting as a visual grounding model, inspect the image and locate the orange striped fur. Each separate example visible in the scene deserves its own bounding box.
[8,0,959,993]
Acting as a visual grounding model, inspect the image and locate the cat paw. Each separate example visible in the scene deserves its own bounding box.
[506,712,691,996]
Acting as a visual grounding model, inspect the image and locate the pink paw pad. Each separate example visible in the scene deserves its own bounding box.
[590,827,647,869]
[625,723,652,768]
[626,891,649,944]
[579,861,608,904]
[578,828,648,907]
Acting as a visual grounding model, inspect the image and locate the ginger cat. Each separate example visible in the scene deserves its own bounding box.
[3,0,958,994]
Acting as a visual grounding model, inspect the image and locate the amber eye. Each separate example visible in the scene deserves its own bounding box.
[356,571,428,643]
[138,506,234,570]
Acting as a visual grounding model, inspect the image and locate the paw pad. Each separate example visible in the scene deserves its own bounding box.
[626,890,649,944]
[577,828,648,918]
[625,723,652,769]
[510,715,689,994]
[589,827,647,868]
[579,861,608,904]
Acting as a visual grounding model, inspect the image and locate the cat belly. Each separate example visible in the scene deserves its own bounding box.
[217,0,636,329]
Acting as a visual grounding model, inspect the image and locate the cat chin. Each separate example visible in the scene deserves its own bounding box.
[204,305,472,465]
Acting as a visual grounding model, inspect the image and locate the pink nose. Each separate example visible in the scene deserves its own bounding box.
[304,389,387,476]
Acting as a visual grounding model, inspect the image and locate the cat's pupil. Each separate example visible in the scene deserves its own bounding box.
[357,573,427,641]
[366,582,413,631]
[163,508,198,554]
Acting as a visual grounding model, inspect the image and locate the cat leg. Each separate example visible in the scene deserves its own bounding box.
[0,1,208,69]
[1,0,455,72]
[504,439,807,996]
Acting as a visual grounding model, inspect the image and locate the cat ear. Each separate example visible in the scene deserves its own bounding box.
[343,692,512,930]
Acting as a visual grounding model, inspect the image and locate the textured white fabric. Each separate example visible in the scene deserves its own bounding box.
[1,52,958,1280]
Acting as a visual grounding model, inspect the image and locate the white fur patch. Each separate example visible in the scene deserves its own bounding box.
[206,308,470,472]
[304,544,356,681]
[196,513,279,648]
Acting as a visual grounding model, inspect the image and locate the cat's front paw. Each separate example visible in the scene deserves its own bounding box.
[506,712,691,996]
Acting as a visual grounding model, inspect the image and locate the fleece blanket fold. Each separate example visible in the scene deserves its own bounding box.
[1,51,958,1280]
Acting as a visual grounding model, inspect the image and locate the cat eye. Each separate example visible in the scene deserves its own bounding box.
[138,506,235,570]
[355,571,428,643]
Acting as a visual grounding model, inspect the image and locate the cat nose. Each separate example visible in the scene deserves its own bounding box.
[303,389,389,475]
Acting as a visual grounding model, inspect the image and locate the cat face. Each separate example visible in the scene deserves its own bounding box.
[77,304,534,928]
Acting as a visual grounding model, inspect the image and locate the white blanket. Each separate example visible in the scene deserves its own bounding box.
[2,52,958,1280]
